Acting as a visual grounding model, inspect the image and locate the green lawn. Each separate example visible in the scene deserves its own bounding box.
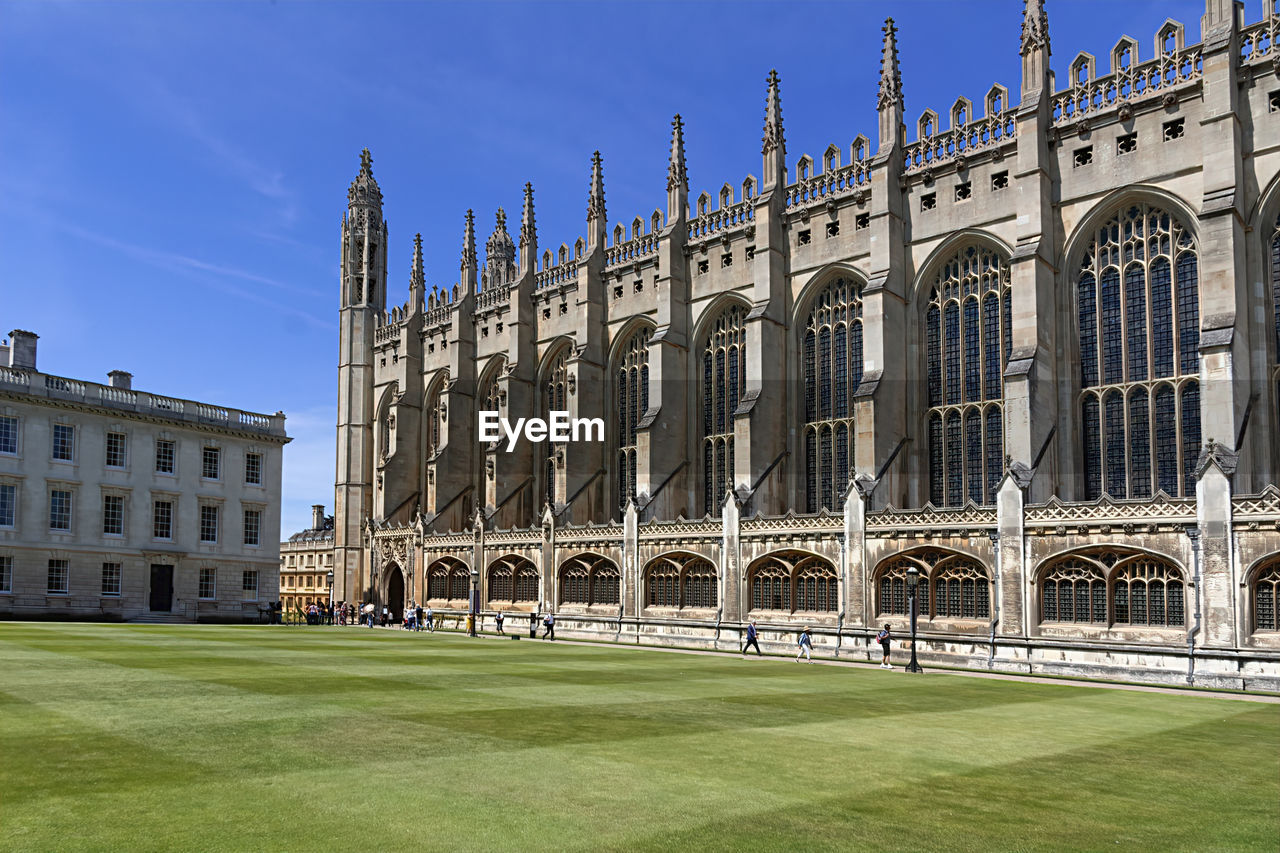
[0,624,1276,852]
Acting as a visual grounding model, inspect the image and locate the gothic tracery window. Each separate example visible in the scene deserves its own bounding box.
[701,304,748,515]
[643,553,717,609]
[926,246,1010,506]
[748,551,837,613]
[1038,548,1186,627]
[874,550,991,620]
[1077,204,1200,499]
[540,348,570,508]
[1271,214,1280,426]
[425,375,446,459]
[803,278,863,513]
[428,556,467,601]
[616,326,651,516]
[560,554,620,606]
[1253,559,1280,632]
[488,555,538,605]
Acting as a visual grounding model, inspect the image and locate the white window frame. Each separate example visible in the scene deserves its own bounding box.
[242,570,258,601]
[102,493,125,537]
[0,555,12,593]
[51,423,75,462]
[199,504,219,543]
[0,415,18,456]
[155,439,176,475]
[47,559,69,595]
[243,508,261,547]
[202,446,221,480]
[0,482,16,529]
[101,562,122,597]
[153,498,174,540]
[105,431,127,468]
[198,567,216,600]
[49,489,72,532]
[245,452,263,486]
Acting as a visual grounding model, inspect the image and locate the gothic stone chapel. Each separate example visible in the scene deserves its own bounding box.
[330,0,1280,689]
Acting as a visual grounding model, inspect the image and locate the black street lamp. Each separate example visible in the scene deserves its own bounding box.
[905,565,924,673]
[326,570,334,625]
[469,568,480,636]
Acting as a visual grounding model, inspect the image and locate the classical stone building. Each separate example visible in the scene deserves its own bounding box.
[279,504,335,613]
[333,0,1280,689]
[0,330,289,622]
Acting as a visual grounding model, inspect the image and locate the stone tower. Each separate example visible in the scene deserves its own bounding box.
[335,148,387,605]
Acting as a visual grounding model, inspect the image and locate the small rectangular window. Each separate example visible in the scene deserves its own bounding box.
[1163,119,1185,141]
[198,567,216,600]
[202,447,221,479]
[245,453,262,485]
[52,424,74,461]
[153,500,173,540]
[50,490,72,531]
[102,562,121,596]
[855,213,870,230]
[798,229,812,245]
[697,259,709,274]
[745,246,756,260]
[0,483,14,527]
[825,221,840,237]
[47,559,68,594]
[155,439,175,474]
[1270,90,1280,112]
[991,171,1009,191]
[105,432,127,468]
[0,416,17,454]
[103,494,124,536]
[954,182,972,201]
[1117,133,1137,155]
[243,509,261,546]
[0,555,11,593]
[920,192,937,211]
[200,505,219,543]
[242,570,258,601]
[721,253,733,267]
[1073,147,1093,167]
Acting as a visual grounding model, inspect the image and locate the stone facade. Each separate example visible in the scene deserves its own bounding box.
[0,330,289,622]
[279,504,335,614]
[332,1,1280,689]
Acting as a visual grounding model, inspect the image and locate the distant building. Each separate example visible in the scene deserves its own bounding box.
[0,329,290,622]
[279,504,334,613]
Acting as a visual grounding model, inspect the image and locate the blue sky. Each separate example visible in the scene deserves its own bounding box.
[0,0,1210,536]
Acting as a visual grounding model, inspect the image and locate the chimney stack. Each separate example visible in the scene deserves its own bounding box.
[312,504,326,530]
[7,330,37,370]
[108,370,132,390]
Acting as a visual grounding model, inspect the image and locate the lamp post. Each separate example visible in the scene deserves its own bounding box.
[326,570,334,625]
[469,568,480,636]
[905,565,924,673]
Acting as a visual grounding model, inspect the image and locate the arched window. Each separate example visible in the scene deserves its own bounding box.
[874,550,990,619]
[701,304,748,515]
[925,246,1010,506]
[560,554,620,606]
[1112,558,1184,627]
[488,555,538,605]
[803,277,863,512]
[748,551,837,613]
[1253,558,1280,632]
[616,326,651,516]
[540,347,570,508]
[1040,558,1107,624]
[428,557,467,601]
[643,553,716,609]
[425,375,446,460]
[1077,204,1199,499]
[448,566,469,601]
[933,559,991,619]
[1271,214,1280,427]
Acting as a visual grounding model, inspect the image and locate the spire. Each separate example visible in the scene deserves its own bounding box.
[877,19,905,153]
[1019,0,1049,57]
[347,147,383,213]
[461,209,477,291]
[485,207,516,287]
[761,70,786,189]
[1019,0,1051,97]
[587,151,606,248]
[410,233,425,292]
[520,182,537,276]
[667,114,688,224]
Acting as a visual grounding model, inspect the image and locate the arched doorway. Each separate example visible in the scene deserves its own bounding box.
[386,565,405,623]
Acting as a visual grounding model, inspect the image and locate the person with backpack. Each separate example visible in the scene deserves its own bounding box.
[542,611,555,640]
[742,620,762,657]
[876,624,892,668]
[415,604,425,632]
[495,610,505,635]
[796,627,814,663]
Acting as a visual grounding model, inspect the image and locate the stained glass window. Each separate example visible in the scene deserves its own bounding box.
[540,348,570,507]
[927,247,1009,506]
[702,304,747,515]
[615,327,652,515]
[1254,560,1280,632]
[749,551,837,613]
[802,278,863,512]
[1077,204,1199,499]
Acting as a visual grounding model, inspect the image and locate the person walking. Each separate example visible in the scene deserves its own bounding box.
[495,610,505,635]
[542,611,555,640]
[796,627,813,663]
[742,620,762,657]
[876,623,892,668]
[425,606,434,632]
[529,610,538,639]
